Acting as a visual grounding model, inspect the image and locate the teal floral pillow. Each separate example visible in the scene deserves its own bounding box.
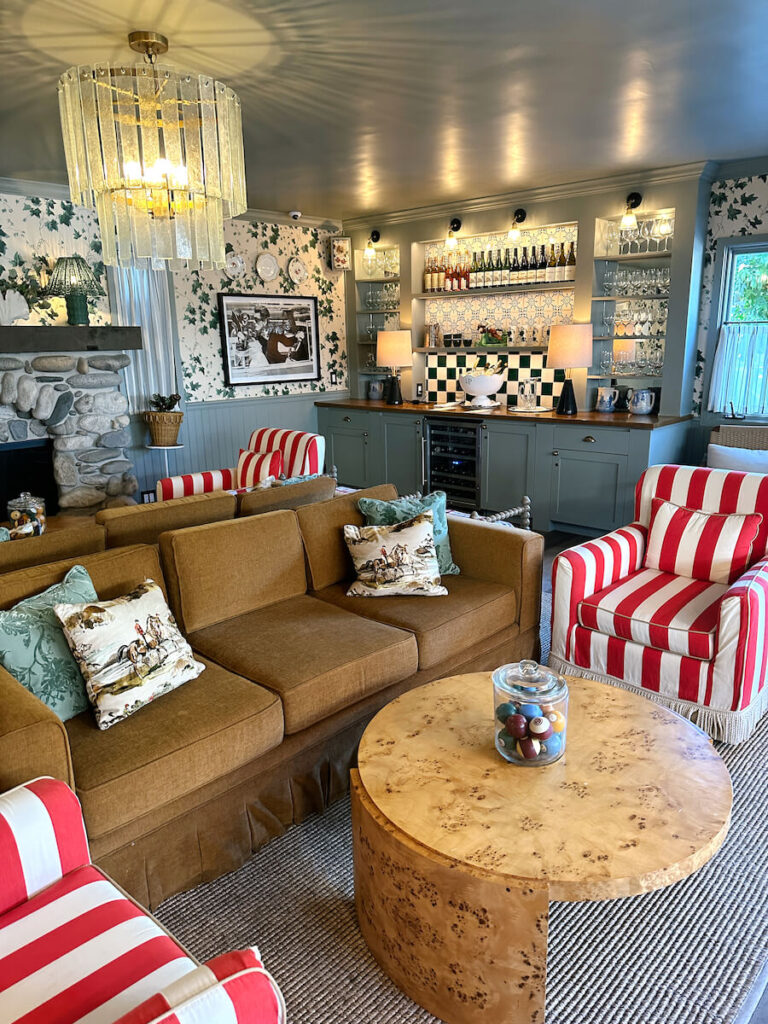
[0,564,97,721]
[358,491,460,575]
[0,528,9,542]
[274,473,321,486]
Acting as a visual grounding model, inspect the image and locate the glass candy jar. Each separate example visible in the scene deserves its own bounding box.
[7,491,47,538]
[492,660,568,766]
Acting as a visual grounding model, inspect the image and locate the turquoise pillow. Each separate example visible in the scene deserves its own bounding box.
[0,528,9,542]
[275,473,321,486]
[358,491,460,575]
[0,564,97,721]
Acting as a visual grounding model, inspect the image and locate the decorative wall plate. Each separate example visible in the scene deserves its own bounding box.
[256,252,279,282]
[288,256,308,284]
[225,251,245,278]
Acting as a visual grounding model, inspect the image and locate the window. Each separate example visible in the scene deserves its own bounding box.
[708,240,768,417]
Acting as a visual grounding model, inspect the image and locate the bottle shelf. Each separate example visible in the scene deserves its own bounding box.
[356,308,400,314]
[593,335,666,342]
[415,345,546,354]
[415,282,575,300]
[594,251,672,262]
[356,276,400,283]
[591,294,669,302]
[587,373,663,380]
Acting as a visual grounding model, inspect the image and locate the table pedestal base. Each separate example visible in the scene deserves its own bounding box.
[351,771,548,1024]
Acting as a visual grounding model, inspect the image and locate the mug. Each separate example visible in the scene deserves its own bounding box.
[595,386,619,413]
[368,379,384,401]
[627,388,655,415]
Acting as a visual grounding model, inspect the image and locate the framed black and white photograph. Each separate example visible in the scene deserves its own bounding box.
[218,293,321,386]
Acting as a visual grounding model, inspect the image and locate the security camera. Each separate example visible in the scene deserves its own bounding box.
[289,210,302,221]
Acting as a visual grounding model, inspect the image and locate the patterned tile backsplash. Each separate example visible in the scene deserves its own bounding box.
[424,288,574,340]
[426,351,565,406]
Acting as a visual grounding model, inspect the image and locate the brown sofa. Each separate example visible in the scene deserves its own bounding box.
[0,484,542,909]
[0,523,105,574]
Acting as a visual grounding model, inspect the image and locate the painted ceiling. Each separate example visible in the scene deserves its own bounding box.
[0,0,766,219]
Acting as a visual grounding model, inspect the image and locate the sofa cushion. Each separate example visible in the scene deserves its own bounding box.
[65,657,283,838]
[160,510,307,633]
[235,448,283,489]
[0,523,105,575]
[0,863,197,1024]
[238,474,337,516]
[189,594,418,734]
[97,492,237,548]
[314,574,517,670]
[296,484,398,590]
[578,567,726,660]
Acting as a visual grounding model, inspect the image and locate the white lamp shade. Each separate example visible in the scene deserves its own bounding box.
[377,330,413,368]
[547,324,593,370]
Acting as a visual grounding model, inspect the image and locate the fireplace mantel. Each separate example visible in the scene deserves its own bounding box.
[0,326,142,353]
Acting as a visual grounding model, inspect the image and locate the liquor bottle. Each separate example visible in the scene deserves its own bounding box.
[436,254,446,292]
[461,252,470,290]
[469,251,478,289]
[537,245,547,284]
[556,243,567,282]
[520,246,529,285]
[477,250,486,289]
[565,241,576,282]
[424,257,433,293]
[501,248,511,287]
[492,249,501,287]
[484,248,493,287]
[445,255,454,293]
[511,247,520,283]
[546,244,557,283]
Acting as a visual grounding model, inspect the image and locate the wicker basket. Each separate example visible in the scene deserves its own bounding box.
[144,410,183,447]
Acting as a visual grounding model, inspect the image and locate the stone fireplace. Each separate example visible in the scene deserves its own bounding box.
[0,353,137,512]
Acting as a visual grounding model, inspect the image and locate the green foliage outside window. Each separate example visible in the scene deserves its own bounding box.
[729,251,768,321]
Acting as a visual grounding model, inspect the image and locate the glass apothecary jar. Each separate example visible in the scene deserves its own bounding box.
[7,492,47,538]
[492,660,568,766]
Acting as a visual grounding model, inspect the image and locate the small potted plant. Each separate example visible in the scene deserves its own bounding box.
[144,393,183,447]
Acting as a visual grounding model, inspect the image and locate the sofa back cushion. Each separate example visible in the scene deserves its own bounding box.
[296,484,398,591]
[0,545,166,611]
[239,475,337,517]
[635,465,768,561]
[97,492,237,548]
[160,510,307,633]
[248,427,324,476]
[0,524,105,575]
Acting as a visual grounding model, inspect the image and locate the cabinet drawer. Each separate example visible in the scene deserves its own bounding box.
[319,407,377,432]
[552,424,630,455]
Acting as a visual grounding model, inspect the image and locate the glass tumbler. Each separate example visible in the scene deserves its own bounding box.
[492,660,569,766]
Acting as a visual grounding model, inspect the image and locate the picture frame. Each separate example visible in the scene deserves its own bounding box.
[218,293,321,386]
[330,235,352,271]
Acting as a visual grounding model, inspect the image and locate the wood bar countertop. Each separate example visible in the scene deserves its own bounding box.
[315,397,692,431]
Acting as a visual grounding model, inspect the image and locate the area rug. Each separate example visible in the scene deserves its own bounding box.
[157,691,767,1023]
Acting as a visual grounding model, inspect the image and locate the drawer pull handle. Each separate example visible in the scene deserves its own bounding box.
[552,449,559,456]
[363,432,368,438]
[343,415,351,423]
[583,435,597,443]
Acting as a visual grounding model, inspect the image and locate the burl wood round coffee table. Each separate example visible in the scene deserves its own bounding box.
[351,673,732,1024]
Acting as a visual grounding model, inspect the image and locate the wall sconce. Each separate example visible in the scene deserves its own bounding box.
[364,229,381,259]
[620,192,642,230]
[445,217,461,249]
[507,208,527,242]
[44,255,104,326]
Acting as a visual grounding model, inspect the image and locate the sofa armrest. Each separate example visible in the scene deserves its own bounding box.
[447,517,544,634]
[711,556,768,715]
[157,467,237,501]
[551,523,647,662]
[0,777,90,915]
[0,665,74,792]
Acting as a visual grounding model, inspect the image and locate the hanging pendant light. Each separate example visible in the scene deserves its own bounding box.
[58,31,247,271]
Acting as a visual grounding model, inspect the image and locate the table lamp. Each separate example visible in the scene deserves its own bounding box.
[546,323,593,415]
[45,255,105,326]
[376,330,412,405]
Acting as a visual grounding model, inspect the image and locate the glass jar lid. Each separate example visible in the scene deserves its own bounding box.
[492,659,567,701]
[8,491,44,510]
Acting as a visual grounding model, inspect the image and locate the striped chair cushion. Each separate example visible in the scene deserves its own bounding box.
[157,469,237,501]
[113,948,285,1024]
[0,777,90,917]
[0,863,196,1024]
[247,428,322,477]
[578,568,727,660]
[235,450,283,490]
[645,496,762,584]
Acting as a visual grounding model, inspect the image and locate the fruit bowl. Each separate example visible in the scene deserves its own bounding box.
[459,372,505,408]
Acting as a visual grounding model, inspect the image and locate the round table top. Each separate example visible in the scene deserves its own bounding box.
[357,673,733,901]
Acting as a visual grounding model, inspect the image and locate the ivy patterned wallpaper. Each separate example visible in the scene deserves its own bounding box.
[176,218,347,402]
[692,174,768,414]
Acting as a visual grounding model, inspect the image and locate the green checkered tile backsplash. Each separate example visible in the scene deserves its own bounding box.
[425,352,565,405]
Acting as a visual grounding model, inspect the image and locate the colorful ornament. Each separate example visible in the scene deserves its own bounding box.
[505,713,528,739]
[546,710,567,733]
[528,716,553,740]
[516,737,541,760]
[496,701,517,723]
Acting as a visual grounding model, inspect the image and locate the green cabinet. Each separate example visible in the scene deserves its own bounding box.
[319,407,382,487]
[382,413,425,495]
[549,448,629,532]
[479,421,536,514]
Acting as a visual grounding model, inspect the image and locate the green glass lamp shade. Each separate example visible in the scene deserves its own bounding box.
[45,256,104,326]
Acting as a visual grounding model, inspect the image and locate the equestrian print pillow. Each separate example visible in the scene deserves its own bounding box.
[343,510,448,597]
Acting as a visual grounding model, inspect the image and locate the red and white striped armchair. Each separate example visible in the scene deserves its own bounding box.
[550,464,768,744]
[0,777,285,1023]
[156,427,325,500]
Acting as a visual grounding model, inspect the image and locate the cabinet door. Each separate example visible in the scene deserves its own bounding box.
[480,422,536,513]
[550,449,628,532]
[382,414,425,495]
[326,427,372,488]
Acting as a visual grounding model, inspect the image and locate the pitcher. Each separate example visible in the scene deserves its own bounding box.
[595,386,619,413]
[627,388,655,415]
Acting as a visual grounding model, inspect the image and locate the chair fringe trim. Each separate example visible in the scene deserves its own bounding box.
[547,654,768,746]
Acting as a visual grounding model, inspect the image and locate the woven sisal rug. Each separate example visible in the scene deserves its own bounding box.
[157,596,766,1024]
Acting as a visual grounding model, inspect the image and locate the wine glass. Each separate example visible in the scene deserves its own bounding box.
[640,220,654,253]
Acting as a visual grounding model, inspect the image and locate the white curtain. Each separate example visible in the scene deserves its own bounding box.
[110,266,179,412]
[708,321,768,417]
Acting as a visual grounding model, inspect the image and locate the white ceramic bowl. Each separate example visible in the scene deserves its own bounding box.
[459,372,505,407]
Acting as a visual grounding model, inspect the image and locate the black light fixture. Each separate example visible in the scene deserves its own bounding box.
[620,192,643,230]
[446,217,462,249]
[363,229,380,260]
[508,208,527,241]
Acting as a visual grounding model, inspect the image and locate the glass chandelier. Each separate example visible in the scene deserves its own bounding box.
[58,31,247,271]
